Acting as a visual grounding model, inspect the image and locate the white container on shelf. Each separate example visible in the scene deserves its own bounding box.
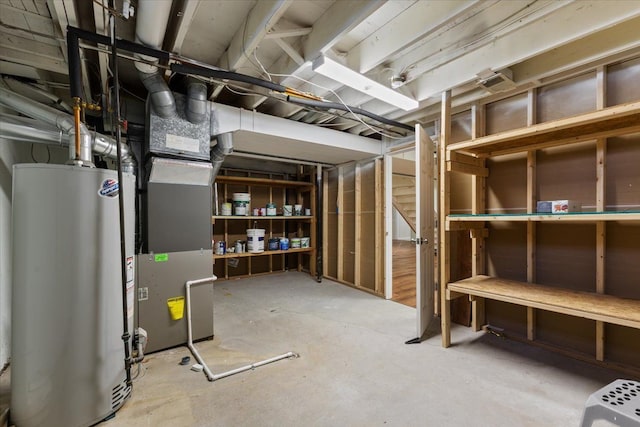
[233,193,250,216]
[246,229,265,252]
[283,205,293,216]
[300,237,310,248]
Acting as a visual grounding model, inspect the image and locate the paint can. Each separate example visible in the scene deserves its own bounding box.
[279,237,289,250]
[268,238,280,250]
[232,193,250,216]
[294,204,303,216]
[215,240,226,255]
[283,205,293,216]
[246,229,265,252]
[300,237,310,248]
[221,202,232,216]
[266,203,277,216]
[291,238,301,248]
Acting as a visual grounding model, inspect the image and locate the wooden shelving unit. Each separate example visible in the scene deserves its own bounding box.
[212,174,317,280]
[439,84,640,368]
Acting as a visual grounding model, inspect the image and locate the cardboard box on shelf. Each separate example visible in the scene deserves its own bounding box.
[536,201,552,213]
[551,200,581,213]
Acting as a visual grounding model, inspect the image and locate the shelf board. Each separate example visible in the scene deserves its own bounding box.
[212,215,313,223]
[447,211,640,226]
[447,101,640,157]
[447,275,640,329]
[213,247,313,259]
[215,175,313,188]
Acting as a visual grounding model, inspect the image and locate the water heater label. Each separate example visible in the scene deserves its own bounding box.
[127,280,135,319]
[98,178,119,198]
[126,256,134,282]
[165,134,200,153]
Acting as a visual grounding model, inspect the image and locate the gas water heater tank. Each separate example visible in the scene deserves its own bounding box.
[11,164,135,427]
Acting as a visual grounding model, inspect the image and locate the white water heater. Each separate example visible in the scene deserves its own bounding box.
[11,164,135,427]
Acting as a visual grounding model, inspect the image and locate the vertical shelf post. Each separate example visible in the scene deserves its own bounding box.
[526,88,538,341]
[471,103,487,332]
[440,90,452,348]
[595,65,607,361]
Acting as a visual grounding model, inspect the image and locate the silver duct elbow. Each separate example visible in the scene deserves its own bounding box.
[186,78,208,124]
[211,132,234,179]
[139,71,176,119]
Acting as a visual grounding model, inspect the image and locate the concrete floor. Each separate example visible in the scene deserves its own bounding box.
[1,272,626,426]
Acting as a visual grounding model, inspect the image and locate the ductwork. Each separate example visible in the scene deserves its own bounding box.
[135,0,176,118]
[2,76,73,114]
[186,77,208,124]
[210,132,234,179]
[0,86,135,172]
[0,114,63,145]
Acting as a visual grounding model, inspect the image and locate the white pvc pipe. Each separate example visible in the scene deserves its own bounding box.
[185,276,218,381]
[185,276,298,382]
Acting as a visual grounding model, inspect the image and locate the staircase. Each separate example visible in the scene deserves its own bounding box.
[392,174,416,232]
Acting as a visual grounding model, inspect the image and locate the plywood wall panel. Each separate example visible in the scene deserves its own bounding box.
[342,212,355,283]
[537,141,596,210]
[607,57,640,106]
[606,135,640,210]
[360,161,376,213]
[604,325,640,368]
[537,313,595,356]
[360,212,376,290]
[451,110,472,143]
[485,300,527,337]
[537,72,597,122]
[605,223,640,299]
[486,222,527,281]
[486,93,528,135]
[486,154,527,213]
[450,173,472,214]
[536,223,596,293]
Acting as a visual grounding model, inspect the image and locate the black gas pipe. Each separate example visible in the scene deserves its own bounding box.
[65,26,412,133]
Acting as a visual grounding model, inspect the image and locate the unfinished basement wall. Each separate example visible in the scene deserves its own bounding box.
[480,57,640,368]
[323,158,384,295]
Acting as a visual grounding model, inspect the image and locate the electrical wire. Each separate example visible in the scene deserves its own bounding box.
[30,144,51,164]
[268,72,409,139]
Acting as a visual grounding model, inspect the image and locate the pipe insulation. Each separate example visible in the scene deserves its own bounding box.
[0,86,135,170]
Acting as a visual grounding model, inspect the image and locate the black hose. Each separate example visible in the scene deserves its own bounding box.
[107,7,133,387]
[171,63,287,93]
[286,96,414,132]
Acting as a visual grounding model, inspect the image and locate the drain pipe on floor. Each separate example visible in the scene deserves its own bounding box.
[185,276,298,382]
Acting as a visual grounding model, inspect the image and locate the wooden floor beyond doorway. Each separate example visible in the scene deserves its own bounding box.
[392,239,416,307]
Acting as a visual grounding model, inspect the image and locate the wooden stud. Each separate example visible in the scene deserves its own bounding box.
[526,89,538,342]
[375,158,384,294]
[337,166,345,281]
[355,163,362,287]
[596,66,607,362]
[322,169,329,278]
[439,90,452,347]
[471,103,486,332]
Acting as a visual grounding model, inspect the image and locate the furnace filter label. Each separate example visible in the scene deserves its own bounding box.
[98,178,119,198]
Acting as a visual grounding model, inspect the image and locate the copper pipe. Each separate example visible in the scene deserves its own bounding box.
[72,97,82,160]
